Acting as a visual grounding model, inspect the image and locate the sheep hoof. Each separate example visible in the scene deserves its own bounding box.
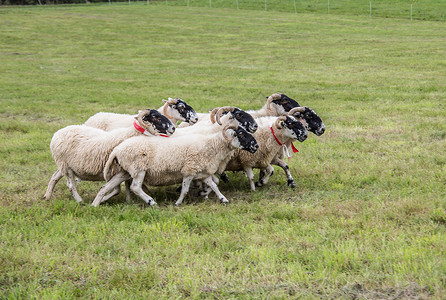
[220,173,229,183]
[287,180,296,189]
[255,181,263,187]
[220,198,229,204]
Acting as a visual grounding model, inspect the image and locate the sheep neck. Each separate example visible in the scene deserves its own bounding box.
[269,125,299,154]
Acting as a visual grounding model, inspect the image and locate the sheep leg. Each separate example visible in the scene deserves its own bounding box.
[66,169,83,203]
[212,174,220,185]
[175,176,194,206]
[142,184,151,195]
[219,172,230,183]
[203,176,229,204]
[244,167,256,191]
[100,185,121,203]
[272,158,296,188]
[198,181,211,199]
[256,165,274,187]
[43,169,63,200]
[125,180,132,203]
[92,172,130,207]
[130,171,156,206]
[198,174,220,199]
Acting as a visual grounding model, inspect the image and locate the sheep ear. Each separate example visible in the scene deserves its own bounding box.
[134,116,138,120]
[162,99,168,103]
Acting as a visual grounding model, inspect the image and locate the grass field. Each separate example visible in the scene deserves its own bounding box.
[1,3,445,298]
[162,0,446,21]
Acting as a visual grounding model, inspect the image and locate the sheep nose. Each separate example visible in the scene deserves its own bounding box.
[319,127,325,135]
[250,124,258,132]
[190,117,198,124]
[169,126,176,134]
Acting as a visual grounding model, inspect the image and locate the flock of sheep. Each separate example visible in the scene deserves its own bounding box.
[43,93,325,206]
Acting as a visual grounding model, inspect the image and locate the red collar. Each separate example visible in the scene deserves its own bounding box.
[270,126,299,153]
[133,121,169,137]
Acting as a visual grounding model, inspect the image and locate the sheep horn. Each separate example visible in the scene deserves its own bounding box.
[288,106,306,116]
[222,125,237,141]
[136,109,152,129]
[168,97,179,104]
[209,107,221,124]
[162,99,174,119]
[266,93,282,112]
[216,106,236,125]
[274,116,287,129]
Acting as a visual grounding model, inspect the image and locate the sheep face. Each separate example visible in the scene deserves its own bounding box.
[228,127,259,153]
[170,98,198,124]
[220,108,258,133]
[281,116,308,142]
[142,110,176,135]
[269,93,301,115]
[232,108,258,133]
[295,107,325,136]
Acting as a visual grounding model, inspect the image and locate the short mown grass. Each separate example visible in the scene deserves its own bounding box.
[1,3,445,298]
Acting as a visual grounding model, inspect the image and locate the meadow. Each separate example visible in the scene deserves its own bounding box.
[1,3,445,298]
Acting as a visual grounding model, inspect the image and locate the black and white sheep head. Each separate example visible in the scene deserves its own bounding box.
[288,106,325,136]
[212,106,258,134]
[266,93,301,115]
[135,109,176,136]
[275,116,308,142]
[222,125,259,154]
[162,97,198,125]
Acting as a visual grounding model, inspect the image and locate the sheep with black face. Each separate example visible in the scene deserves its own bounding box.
[218,115,308,191]
[92,126,259,207]
[245,92,301,118]
[179,106,258,134]
[84,97,198,131]
[43,109,175,203]
[258,106,325,189]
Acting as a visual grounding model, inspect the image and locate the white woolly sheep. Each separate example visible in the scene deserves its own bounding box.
[84,97,198,131]
[43,109,175,203]
[91,125,259,207]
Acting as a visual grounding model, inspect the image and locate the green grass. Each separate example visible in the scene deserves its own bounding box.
[1,3,445,298]
[160,0,446,21]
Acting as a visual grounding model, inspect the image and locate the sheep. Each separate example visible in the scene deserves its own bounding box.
[217,93,325,187]
[113,106,257,203]
[43,109,175,203]
[91,125,259,207]
[245,92,302,118]
[218,115,308,191]
[175,106,257,136]
[84,97,198,131]
[178,106,258,134]
[257,106,325,189]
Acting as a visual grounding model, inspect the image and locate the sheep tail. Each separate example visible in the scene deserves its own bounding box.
[104,150,122,181]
